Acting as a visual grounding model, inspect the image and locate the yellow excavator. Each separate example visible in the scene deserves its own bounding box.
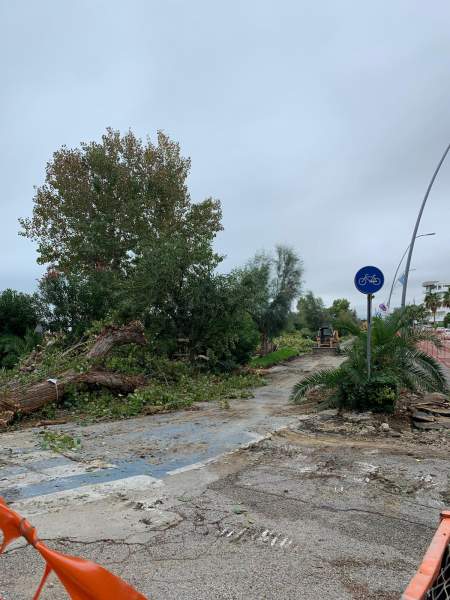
[311,323,339,355]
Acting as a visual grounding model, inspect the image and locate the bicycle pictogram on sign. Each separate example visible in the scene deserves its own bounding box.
[358,274,381,286]
[354,266,384,295]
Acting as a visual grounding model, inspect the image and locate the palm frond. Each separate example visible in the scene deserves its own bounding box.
[331,319,361,336]
[290,367,343,403]
[317,390,341,410]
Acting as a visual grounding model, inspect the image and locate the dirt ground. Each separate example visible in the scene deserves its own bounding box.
[1,352,450,599]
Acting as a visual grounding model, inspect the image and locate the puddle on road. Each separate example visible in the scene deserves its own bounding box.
[1,421,260,502]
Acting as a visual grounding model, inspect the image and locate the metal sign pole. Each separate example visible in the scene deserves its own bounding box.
[367,294,372,380]
[354,266,384,382]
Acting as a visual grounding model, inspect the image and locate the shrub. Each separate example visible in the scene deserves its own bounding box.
[274,331,315,354]
[338,375,399,413]
[291,310,447,414]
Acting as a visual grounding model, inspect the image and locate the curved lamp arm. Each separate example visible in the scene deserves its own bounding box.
[401,144,450,309]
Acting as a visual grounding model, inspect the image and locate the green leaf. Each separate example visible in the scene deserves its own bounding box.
[233,507,246,514]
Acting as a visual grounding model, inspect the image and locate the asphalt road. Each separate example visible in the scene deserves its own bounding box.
[1,352,448,599]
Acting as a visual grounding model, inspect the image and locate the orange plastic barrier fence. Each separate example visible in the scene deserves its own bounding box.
[418,333,450,369]
[402,511,450,599]
[0,495,148,600]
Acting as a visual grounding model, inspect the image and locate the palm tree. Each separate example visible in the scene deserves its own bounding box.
[424,292,442,327]
[291,310,447,411]
[404,304,428,327]
[442,289,450,310]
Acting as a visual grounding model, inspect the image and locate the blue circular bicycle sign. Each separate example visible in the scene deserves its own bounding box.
[354,266,384,294]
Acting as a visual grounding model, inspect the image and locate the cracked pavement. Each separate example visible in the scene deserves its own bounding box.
[1,353,449,599]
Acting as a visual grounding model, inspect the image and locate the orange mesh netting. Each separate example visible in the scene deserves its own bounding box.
[402,511,450,600]
[0,495,148,600]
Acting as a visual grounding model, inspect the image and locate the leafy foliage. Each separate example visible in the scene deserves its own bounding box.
[337,375,399,414]
[0,331,91,396]
[295,294,359,338]
[19,128,222,274]
[0,289,38,337]
[425,292,441,325]
[36,430,82,452]
[37,266,119,336]
[274,331,315,354]
[238,245,304,356]
[0,330,265,424]
[291,310,448,413]
[61,364,264,420]
[0,330,43,370]
[403,304,428,325]
[326,298,359,333]
[17,128,235,363]
[443,290,450,310]
[296,291,327,334]
[117,237,252,371]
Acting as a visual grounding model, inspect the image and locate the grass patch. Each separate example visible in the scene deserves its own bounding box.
[250,348,298,368]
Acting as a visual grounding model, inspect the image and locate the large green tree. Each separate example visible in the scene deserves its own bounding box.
[119,238,251,372]
[326,298,359,334]
[0,289,38,337]
[19,128,222,274]
[328,298,351,314]
[296,291,327,335]
[239,245,304,356]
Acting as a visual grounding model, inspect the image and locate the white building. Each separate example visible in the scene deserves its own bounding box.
[422,280,450,323]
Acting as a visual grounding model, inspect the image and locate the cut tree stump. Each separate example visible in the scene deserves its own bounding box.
[0,321,148,427]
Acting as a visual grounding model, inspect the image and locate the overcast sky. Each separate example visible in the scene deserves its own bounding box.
[1,0,450,317]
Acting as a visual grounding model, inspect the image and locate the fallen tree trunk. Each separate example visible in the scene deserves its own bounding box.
[0,321,148,427]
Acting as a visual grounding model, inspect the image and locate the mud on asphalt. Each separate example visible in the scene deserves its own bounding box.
[2,420,449,599]
[2,351,450,599]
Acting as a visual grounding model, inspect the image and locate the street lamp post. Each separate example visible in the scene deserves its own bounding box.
[401,143,450,310]
[387,234,435,309]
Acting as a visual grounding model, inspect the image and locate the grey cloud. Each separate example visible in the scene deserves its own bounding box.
[1,0,450,319]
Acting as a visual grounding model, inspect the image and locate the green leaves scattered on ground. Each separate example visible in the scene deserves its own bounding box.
[36,430,82,452]
[59,360,265,421]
